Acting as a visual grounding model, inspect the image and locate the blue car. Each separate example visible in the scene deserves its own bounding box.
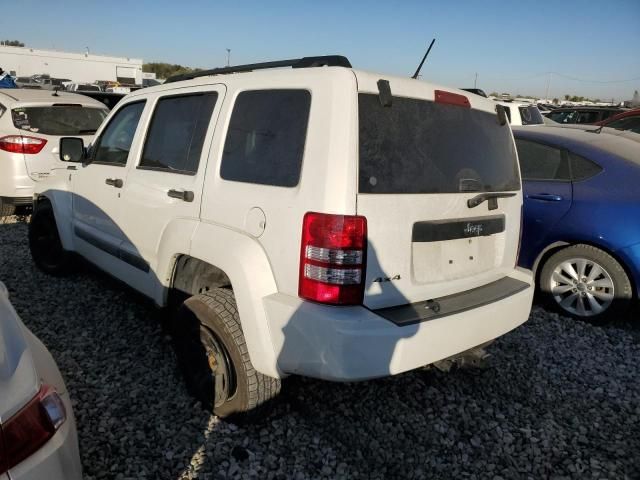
[513,125,640,322]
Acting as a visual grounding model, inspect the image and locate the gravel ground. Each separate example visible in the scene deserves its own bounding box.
[1,216,639,480]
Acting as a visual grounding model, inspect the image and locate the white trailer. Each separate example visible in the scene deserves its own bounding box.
[0,45,143,85]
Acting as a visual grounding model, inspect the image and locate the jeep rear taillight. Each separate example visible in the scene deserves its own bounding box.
[299,212,367,305]
[0,135,47,155]
[0,384,66,475]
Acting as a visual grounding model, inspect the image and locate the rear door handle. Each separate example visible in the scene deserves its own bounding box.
[105,178,123,188]
[527,193,563,201]
[167,189,194,202]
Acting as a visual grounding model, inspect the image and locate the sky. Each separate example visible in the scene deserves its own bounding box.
[2,0,639,100]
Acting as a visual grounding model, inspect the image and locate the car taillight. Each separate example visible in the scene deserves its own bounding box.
[0,385,66,474]
[0,135,47,155]
[299,212,367,305]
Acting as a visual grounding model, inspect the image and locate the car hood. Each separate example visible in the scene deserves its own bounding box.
[0,281,39,422]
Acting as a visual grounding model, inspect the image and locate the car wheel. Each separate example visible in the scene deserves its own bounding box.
[0,198,15,217]
[539,244,632,323]
[172,289,281,419]
[28,201,73,275]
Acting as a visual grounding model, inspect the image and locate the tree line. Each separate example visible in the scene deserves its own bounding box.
[142,62,202,80]
[1,40,25,47]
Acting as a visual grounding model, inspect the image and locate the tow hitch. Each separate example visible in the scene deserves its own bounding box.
[432,342,492,372]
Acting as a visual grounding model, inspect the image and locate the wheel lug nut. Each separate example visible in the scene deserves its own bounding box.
[572,288,577,292]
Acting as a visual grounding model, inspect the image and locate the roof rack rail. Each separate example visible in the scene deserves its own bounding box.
[165,55,352,83]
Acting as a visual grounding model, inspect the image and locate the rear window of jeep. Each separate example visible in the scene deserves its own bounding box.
[220,90,311,187]
[358,94,521,194]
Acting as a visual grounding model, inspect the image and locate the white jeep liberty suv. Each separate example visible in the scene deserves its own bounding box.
[29,56,534,417]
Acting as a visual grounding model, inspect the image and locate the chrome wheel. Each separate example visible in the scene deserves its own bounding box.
[549,257,615,317]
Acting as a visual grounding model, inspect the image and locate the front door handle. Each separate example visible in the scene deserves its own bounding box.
[105,178,123,188]
[527,193,563,201]
[167,189,194,202]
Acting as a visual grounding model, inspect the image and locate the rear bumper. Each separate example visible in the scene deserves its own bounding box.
[0,151,34,199]
[264,268,534,381]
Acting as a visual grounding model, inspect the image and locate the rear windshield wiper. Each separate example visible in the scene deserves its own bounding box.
[78,129,97,134]
[467,192,516,210]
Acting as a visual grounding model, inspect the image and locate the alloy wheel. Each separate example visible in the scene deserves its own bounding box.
[549,257,615,317]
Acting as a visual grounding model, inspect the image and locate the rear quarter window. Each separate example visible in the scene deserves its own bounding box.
[220,90,311,187]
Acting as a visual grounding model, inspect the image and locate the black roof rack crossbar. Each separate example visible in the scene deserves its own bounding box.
[165,55,352,83]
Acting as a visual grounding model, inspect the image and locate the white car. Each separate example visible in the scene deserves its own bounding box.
[0,89,108,216]
[64,83,102,93]
[30,55,534,418]
[495,101,544,126]
[0,281,83,479]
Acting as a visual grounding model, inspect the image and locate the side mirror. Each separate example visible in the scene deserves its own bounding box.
[59,137,86,162]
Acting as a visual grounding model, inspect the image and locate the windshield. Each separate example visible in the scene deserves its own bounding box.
[358,93,521,193]
[12,105,107,136]
[519,105,544,125]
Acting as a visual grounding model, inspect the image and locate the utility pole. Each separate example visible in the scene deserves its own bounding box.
[474,72,478,88]
[226,48,231,67]
[545,72,552,101]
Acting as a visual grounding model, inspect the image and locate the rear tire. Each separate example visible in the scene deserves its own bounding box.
[28,201,73,275]
[172,289,281,419]
[539,244,632,323]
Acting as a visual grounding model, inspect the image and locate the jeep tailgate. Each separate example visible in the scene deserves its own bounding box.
[355,83,522,310]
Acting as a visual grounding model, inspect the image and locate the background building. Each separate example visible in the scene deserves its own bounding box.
[0,45,143,84]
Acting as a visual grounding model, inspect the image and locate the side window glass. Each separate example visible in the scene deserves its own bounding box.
[516,139,570,181]
[570,152,602,182]
[220,90,311,187]
[93,101,145,166]
[139,93,218,174]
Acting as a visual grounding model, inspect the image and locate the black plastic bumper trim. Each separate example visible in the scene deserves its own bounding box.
[373,276,530,326]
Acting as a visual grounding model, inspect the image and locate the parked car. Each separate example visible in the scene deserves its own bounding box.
[65,83,101,92]
[495,101,544,126]
[546,107,625,125]
[14,77,41,89]
[594,108,640,133]
[514,125,640,322]
[72,91,125,110]
[30,55,534,418]
[0,281,83,479]
[0,89,108,215]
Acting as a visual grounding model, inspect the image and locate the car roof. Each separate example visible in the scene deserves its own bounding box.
[0,88,106,108]
[126,66,499,115]
[512,125,640,165]
[495,101,535,108]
